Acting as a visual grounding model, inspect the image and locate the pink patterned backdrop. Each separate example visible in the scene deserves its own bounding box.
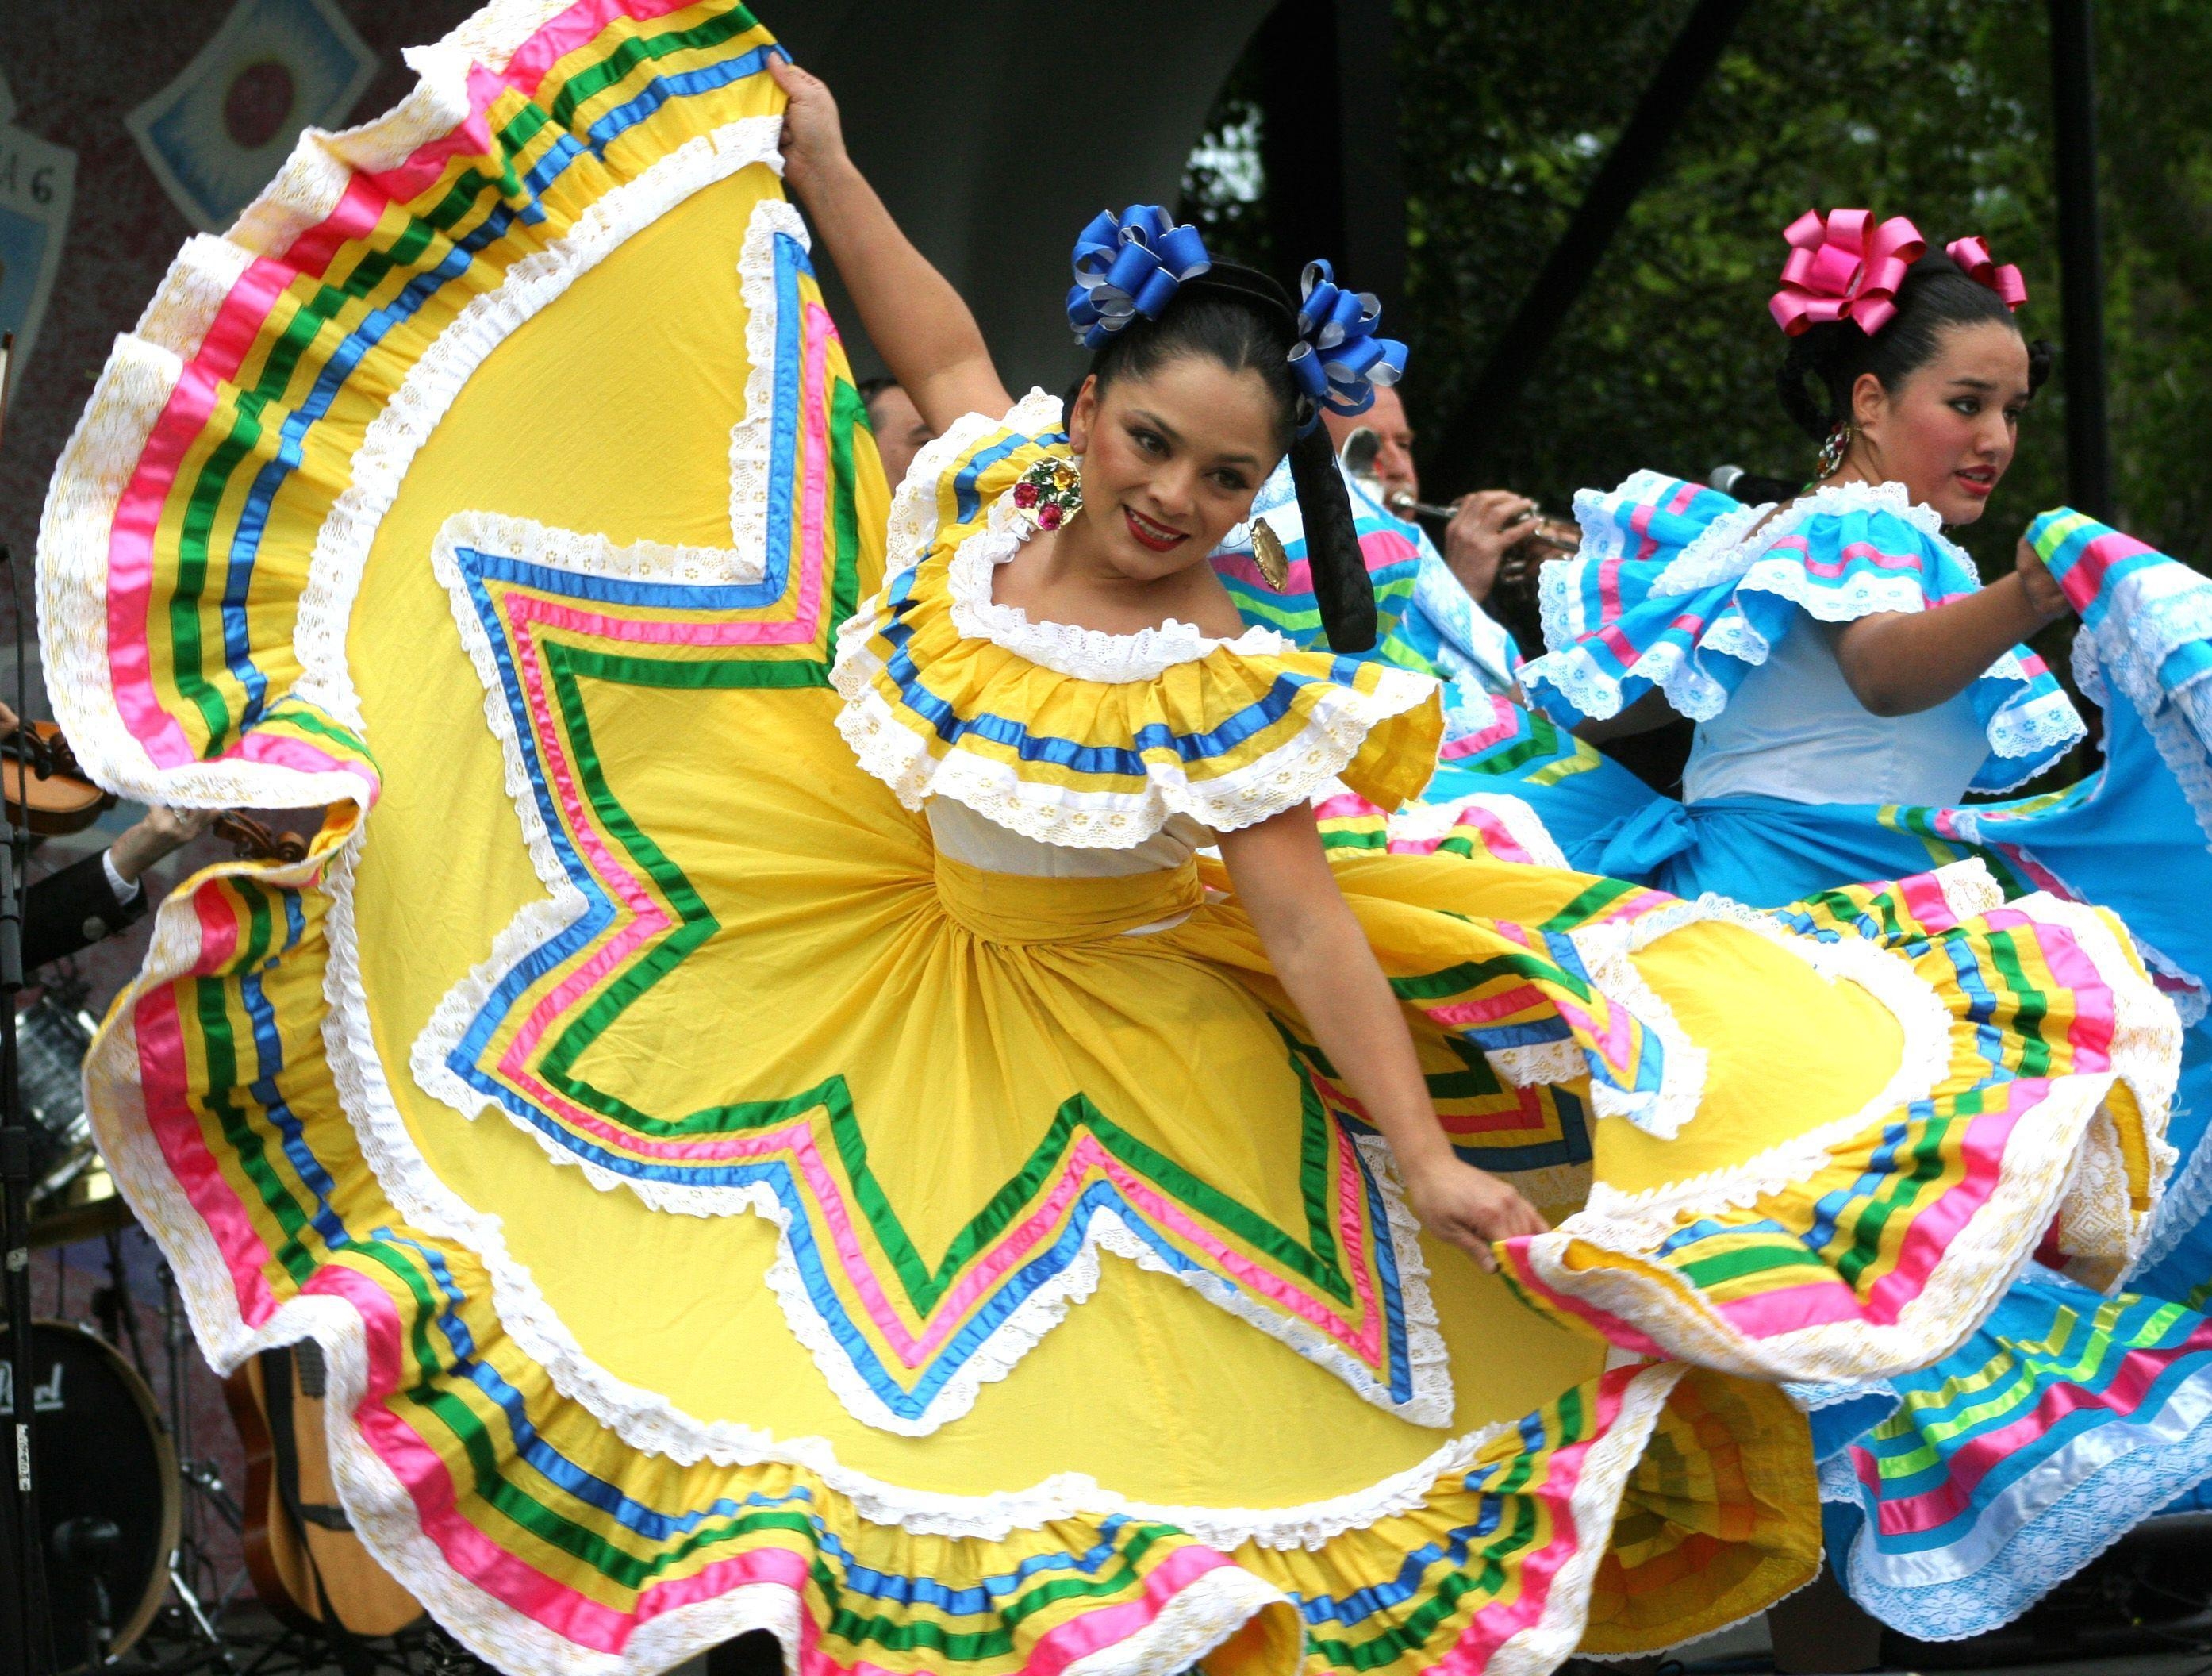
[0,0,477,996]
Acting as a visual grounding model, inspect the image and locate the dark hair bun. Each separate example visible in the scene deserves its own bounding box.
[1776,323,1850,441]
[1774,251,2040,440]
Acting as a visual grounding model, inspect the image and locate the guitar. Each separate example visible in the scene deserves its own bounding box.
[221,1342,425,1639]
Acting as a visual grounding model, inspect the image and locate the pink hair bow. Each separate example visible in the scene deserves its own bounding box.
[1946,236,2027,310]
[1769,208,1927,336]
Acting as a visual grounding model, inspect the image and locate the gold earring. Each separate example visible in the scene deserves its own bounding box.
[1251,519,1290,592]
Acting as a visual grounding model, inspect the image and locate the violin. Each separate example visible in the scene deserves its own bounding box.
[2,717,311,863]
[2,720,116,836]
[212,812,309,865]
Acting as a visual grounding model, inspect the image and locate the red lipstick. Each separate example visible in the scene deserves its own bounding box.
[1123,505,1188,552]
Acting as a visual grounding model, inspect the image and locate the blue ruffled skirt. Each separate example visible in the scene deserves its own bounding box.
[1430,514,2212,1640]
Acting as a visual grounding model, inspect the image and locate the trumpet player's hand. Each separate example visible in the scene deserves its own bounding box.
[1442,490,1539,605]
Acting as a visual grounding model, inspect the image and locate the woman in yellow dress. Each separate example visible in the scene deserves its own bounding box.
[41,13,2178,1675]
[776,57,1548,1270]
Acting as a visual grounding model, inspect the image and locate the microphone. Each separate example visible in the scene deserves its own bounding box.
[1708,464,1800,505]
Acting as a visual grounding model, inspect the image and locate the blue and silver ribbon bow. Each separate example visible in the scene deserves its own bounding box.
[1066,205,1213,350]
[1287,260,1408,433]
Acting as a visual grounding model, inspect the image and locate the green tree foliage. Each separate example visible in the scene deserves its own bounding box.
[1187,0,2212,581]
[2097,0,2212,563]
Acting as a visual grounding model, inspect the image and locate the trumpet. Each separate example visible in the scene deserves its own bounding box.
[1386,489,1578,559]
[1383,488,1462,521]
[1338,426,1578,560]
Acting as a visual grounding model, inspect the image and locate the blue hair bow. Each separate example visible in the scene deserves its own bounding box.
[1287,260,1408,433]
[1066,205,1213,350]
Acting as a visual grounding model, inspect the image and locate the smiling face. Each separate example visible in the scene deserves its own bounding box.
[1063,357,1285,580]
[1848,318,2032,526]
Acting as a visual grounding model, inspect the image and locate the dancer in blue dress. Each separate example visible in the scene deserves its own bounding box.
[1298,210,2212,1641]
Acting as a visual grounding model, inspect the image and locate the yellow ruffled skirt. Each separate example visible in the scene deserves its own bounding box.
[90,654,2162,1675]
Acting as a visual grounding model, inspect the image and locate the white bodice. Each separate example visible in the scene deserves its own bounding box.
[925,801,1216,937]
[1682,615,1988,808]
[925,799,1209,877]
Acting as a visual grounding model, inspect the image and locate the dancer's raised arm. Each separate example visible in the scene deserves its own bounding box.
[770,58,1011,435]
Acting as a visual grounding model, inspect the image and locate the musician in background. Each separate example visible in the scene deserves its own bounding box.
[1312,382,1557,697]
[1319,383,1548,613]
[0,701,216,967]
[858,375,938,490]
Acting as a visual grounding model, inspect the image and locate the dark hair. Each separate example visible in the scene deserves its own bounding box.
[857,374,899,409]
[1776,252,2054,442]
[1083,265,1376,652]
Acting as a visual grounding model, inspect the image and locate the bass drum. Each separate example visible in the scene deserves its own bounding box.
[0,1320,179,1673]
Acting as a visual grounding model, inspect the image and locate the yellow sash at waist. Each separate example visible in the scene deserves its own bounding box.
[931,852,1206,945]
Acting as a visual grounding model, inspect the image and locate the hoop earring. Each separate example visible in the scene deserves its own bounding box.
[1815,420,1855,481]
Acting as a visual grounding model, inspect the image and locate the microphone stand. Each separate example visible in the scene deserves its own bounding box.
[0,327,56,1676]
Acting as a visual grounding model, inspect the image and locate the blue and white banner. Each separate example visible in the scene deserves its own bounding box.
[125,0,376,233]
[0,85,75,382]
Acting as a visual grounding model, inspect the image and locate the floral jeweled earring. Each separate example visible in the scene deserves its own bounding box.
[1012,454,1082,532]
[1814,419,1855,482]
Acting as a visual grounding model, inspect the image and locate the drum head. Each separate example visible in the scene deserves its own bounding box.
[1,1322,179,1672]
